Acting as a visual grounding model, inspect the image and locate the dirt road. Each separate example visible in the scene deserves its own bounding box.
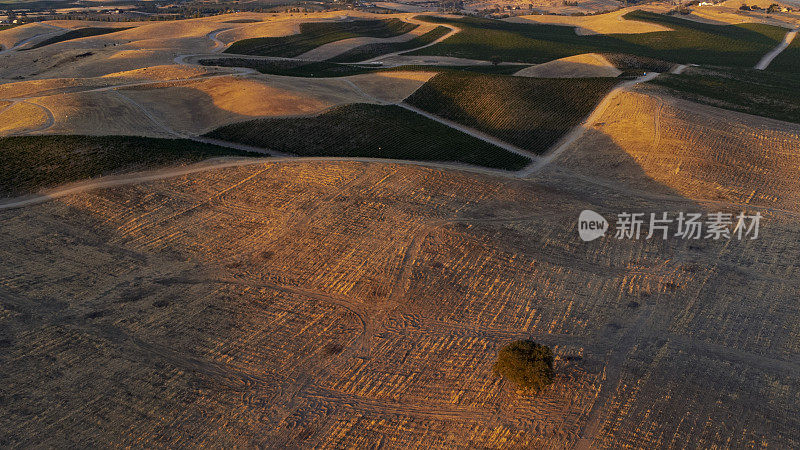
[755,27,798,70]
[0,23,68,55]
[521,71,660,177]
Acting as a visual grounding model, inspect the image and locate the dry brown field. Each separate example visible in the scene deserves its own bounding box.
[543,86,800,212]
[1,8,799,448]
[514,53,622,78]
[2,149,799,446]
[466,0,622,15]
[506,6,673,34]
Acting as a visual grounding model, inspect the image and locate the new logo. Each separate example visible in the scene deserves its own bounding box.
[578,210,608,242]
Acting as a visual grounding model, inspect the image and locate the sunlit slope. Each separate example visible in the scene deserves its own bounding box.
[544,86,800,211]
[513,53,622,78]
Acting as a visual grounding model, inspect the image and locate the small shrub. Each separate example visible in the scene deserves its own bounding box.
[493,340,554,392]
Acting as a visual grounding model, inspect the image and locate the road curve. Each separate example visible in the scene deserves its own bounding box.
[0,23,69,55]
[207,28,232,53]
[0,157,517,211]
[361,21,461,64]
[755,27,798,70]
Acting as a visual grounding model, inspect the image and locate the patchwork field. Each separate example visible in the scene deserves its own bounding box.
[2,7,800,448]
[224,19,418,58]
[405,72,618,154]
[409,12,792,67]
[205,103,531,170]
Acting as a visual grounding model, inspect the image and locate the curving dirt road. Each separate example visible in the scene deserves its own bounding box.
[755,27,798,70]
[207,27,232,53]
[361,21,461,64]
[0,23,69,55]
[0,99,56,136]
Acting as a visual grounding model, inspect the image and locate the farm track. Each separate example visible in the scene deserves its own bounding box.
[521,72,660,177]
[397,103,539,161]
[360,21,461,64]
[6,155,800,220]
[0,23,69,55]
[0,99,56,136]
[755,27,798,70]
[207,28,232,53]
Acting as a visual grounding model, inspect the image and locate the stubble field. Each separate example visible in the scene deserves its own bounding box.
[2,154,798,447]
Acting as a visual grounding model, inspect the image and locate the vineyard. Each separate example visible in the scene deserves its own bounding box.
[328,26,451,63]
[407,12,788,67]
[198,58,379,77]
[224,19,417,58]
[405,72,617,154]
[3,7,800,449]
[205,103,530,170]
[600,53,674,74]
[651,67,800,125]
[27,27,132,50]
[198,57,523,77]
[0,135,258,197]
[766,35,800,72]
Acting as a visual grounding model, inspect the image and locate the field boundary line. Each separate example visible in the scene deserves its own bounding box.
[521,72,660,177]
[8,155,800,217]
[397,102,540,162]
[361,21,461,63]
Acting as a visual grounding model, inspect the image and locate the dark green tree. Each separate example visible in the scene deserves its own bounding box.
[493,340,554,392]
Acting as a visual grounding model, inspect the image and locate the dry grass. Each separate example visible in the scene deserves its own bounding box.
[0,23,64,50]
[506,6,673,35]
[0,102,49,136]
[514,53,622,78]
[543,86,800,211]
[117,75,366,135]
[344,70,436,102]
[1,158,798,447]
[31,90,167,137]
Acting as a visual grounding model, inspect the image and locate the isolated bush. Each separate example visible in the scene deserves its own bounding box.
[493,340,554,392]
